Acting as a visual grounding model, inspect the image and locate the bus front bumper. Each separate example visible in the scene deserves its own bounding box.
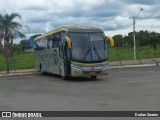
[71,61,109,77]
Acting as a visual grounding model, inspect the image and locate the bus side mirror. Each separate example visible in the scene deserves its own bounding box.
[106,36,114,47]
[65,36,72,48]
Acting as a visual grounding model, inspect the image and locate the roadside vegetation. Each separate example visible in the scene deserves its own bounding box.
[109,45,160,61]
[0,45,159,71]
[0,52,34,71]
[0,12,26,73]
[110,30,160,61]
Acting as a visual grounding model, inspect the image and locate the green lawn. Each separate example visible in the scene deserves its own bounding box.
[0,45,160,71]
[0,52,34,71]
[109,45,160,61]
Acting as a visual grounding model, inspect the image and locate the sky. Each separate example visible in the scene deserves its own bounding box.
[1,0,160,43]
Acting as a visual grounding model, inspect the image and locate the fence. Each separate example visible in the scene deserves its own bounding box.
[0,52,34,73]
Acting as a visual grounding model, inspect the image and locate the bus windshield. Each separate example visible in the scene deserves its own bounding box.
[70,32,108,62]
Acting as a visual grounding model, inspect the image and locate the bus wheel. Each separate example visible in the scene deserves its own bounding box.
[62,75,68,80]
[40,64,44,75]
[91,76,97,79]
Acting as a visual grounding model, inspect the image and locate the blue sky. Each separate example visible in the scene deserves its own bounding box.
[1,0,160,42]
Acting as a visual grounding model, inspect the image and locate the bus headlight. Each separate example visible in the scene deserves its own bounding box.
[73,64,81,69]
[72,63,82,70]
[72,64,82,73]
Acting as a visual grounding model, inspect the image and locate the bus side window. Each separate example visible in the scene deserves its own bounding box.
[54,33,61,48]
[59,41,63,59]
[35,39,44,51]
[34,40,39,50]
[47,37,53,49]
[40,38,46,50]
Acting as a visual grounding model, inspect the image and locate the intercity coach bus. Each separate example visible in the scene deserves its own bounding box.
[34,25,114,79]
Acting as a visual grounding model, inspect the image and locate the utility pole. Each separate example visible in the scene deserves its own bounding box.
[133,8,143,61]
[133,16,136,61]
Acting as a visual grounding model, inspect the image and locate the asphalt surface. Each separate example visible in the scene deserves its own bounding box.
[0,66,160,119]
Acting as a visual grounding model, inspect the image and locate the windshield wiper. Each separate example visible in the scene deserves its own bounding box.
[93,42,101,60]
[83,47,91,61]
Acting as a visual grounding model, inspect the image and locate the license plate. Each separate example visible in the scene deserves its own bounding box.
[89,72,96,75]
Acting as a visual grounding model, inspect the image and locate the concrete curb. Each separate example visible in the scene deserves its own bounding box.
[0,71,36,77]
[0,72,36,77]
[109,63,159,69]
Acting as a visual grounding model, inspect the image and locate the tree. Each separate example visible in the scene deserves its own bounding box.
[125,32,134,47]
[112,30,160,49]
[0,12,25,73]
[13,43,22,54]
[150,32,159,50]
[112,35,123,48]
[136,30,150,47]
[21,41,31,52]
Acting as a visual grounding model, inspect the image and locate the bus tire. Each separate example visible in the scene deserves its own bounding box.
[62,75,68,80]
[91,76,97,79]
[40,64,44,75]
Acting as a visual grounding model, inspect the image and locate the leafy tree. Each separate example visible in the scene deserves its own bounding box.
[127,32,134,47]
[136,30,149,47]
[123,35,130,47]
[112,30,160,49]
[112,35,123,48]
[13,43,21,54]
[0,12,25,73]
[21,41,31,52]
[149,32,159,50]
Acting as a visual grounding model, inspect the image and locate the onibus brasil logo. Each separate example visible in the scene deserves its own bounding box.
[1,112,42,118]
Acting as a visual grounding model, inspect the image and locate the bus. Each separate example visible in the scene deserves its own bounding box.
[34,25,114,79]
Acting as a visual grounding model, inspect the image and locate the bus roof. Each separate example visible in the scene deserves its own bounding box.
[35,25,103,40]
[62,25,103,32]
[35,28,68,40]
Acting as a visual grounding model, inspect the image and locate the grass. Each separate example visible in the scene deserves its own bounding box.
[0,45,160,71]
[0,52,34,71]
[109,45,160,61]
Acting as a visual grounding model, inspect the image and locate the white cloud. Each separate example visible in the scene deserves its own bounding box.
[0,0,160,40]
[44,22,54,32]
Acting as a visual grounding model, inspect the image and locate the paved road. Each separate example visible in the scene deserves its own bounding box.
[0,66,160,119]
[0,66,160,111]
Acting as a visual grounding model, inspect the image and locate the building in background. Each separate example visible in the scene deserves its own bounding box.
[20,39,34,48]
[20,39,34,52]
